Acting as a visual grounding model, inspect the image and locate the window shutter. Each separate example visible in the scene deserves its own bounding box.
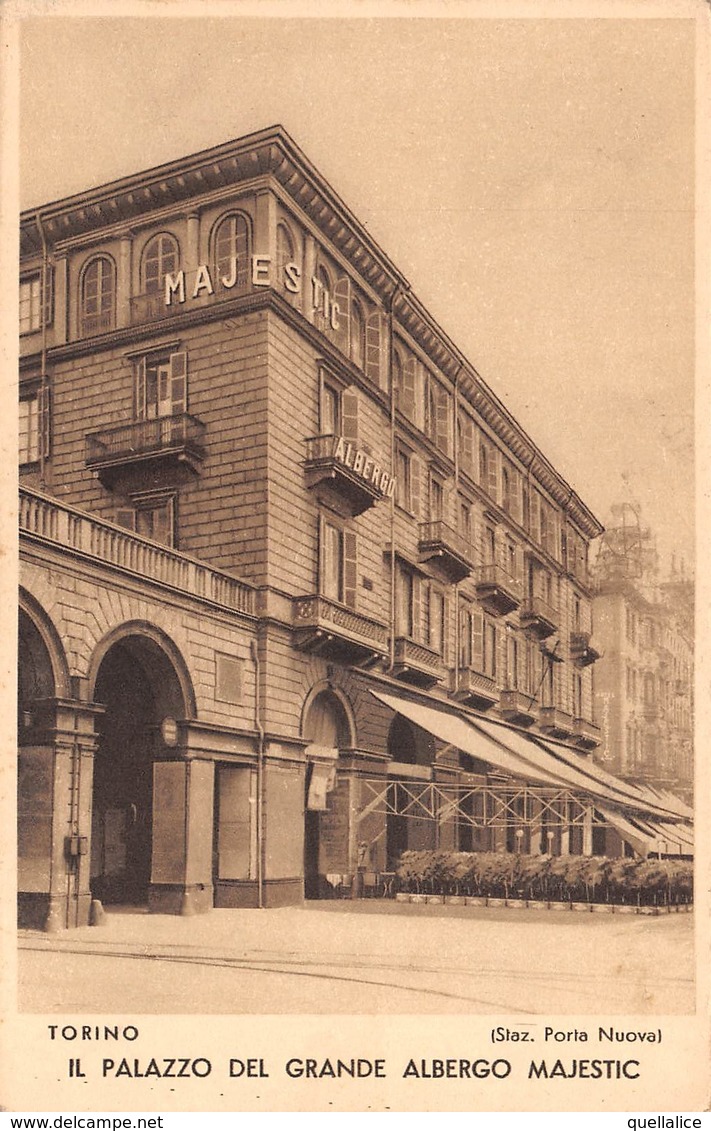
[153,500,175,548]
[510,469,522,524]
[136,357,147,419]
[412,574,422,643]
[442,594,450,664]
[458,603,470,668]
[42,264,54,327]
[410,455,421,517]
[488,446,498,501]
[333,276,351,352]
[341,389,359,441]
[343,531,357,609]
[401,355,417,421]
[460,412,473,473]
[530,491,541,543]
[365,311,385,387]
[435,384,451,455]
[169,351,187,415]
[115,508,136,531]
[38,385,51,459]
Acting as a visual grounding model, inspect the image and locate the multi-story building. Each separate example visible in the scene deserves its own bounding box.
[18,126,691,931]
[593,510,694,803]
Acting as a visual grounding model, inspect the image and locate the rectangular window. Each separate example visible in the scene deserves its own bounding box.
[395,446,412,511]
[136,351,187,420]
[485,526,496,565]
[19,276,41,334]
[321,382,341,435]
[19,395,39,464]
[427,586,445,655]
[459,500,471,542]
[322,520,344,603]
[483,621,497,678]
[396,563,414,638]
[506,538,517,579]
[459,603,472,669]
[429,475,444,521]
[116,495,176,548]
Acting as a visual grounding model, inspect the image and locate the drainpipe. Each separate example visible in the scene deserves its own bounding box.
[35,211,49,489]
[250,638,265,909]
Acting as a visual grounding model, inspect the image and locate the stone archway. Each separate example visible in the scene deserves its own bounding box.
[89,628,194,909]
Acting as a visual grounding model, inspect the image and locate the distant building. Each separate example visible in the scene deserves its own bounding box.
[18,128,692,931]
[593,506,693,802]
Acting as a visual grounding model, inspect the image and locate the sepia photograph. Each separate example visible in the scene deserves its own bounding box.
[3,0,708,1114]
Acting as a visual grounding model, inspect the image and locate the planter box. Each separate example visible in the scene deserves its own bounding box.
[527,900,547,911]
[487,897,507,908]
[507,898,526,909]
[591,902,613,914]
[410,894,428,904]
[395,892,411,902]
[445,895,466,905]
[612,904,637,915]
[572,902,593,912]
[548,901,571,912]
[464,896,488,907]
[638,905,660,916]
[426,895,444,904]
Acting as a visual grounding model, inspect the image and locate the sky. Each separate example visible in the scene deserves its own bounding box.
[15,10,697,574]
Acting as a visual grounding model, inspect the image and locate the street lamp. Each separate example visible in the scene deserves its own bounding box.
[515,828,524,855]
[547,830,555,856]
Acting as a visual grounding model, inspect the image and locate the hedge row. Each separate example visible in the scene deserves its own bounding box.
[395,851,693,906]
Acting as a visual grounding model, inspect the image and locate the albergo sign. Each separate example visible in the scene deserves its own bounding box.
[332,436,396,499]
[164,258,343,328]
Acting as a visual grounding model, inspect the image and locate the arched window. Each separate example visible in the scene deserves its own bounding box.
[80,256,115,335]
[350,300,365,368]
[143,234,180,294]
[214,213,250,289]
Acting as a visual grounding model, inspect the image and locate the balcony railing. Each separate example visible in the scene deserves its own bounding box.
[20,487,255,616]
[570,630,601,667]
[417,521,474,582]
[499,689,538,727]
[538,706,574,739]
[392,637,446,688]
[303,434,392,516]
[85,414,206,487]
[473,563,523,617]
[572,717,602,749]
[292,594,389,665]
[80,311,115,337]
[452,667,499,709]
[520,594,559,639]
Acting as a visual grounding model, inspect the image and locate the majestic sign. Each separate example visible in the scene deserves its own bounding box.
[164,259,342,328]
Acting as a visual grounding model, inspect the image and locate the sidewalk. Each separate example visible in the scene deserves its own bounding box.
[18,900,694,1015]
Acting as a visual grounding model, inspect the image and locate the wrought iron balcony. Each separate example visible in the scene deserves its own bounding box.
[499,689,538,727]
[303,434,393,517]
[392,637,446,688]
[538,706,574,739]
[85,414,206,488]
[570,631,601,667]
[572,717,601,750]
[473,563,523,617]
[80,311,115,337]
[520,594,559,639]
[292,594,389,666]
[130,291,186,325]
[417,521,474,582]
[451,667,499,710]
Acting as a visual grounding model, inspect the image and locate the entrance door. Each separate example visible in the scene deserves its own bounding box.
[91,645,155,905]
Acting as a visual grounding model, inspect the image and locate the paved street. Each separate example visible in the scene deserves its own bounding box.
[18,901,694,1015]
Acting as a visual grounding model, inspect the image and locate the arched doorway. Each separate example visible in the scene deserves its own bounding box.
[302,689,351,899]
[386,714,436,868]
[90,631,189,906]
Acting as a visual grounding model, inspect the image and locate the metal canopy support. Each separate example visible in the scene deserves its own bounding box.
[356,779,608,830]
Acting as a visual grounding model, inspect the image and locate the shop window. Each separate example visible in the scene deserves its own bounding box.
[20,271,53,335]
[80,256,115,336]
[136,351,187,420]
[116,494,176,548]
[214,213,251,289]
[142,233,180,295]
[320,516,357,608]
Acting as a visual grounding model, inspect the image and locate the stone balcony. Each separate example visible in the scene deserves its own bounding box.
[292,594,389,666]
[473,563,523,617]
[303,434,394,517]
[520,594,559,639]
[538,706,575,739]
[85,413,206,489]
[417,521,474,583]
[498,689,539,727]
[570,631,601,667]
[392,637,446,688]
[572,717,602,750]
[451,667,499,710]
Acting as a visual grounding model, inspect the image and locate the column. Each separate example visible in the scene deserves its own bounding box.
[149,757,215,915]
[116,231,133,328]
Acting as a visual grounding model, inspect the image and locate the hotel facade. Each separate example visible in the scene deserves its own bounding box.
[18,126,691,931]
